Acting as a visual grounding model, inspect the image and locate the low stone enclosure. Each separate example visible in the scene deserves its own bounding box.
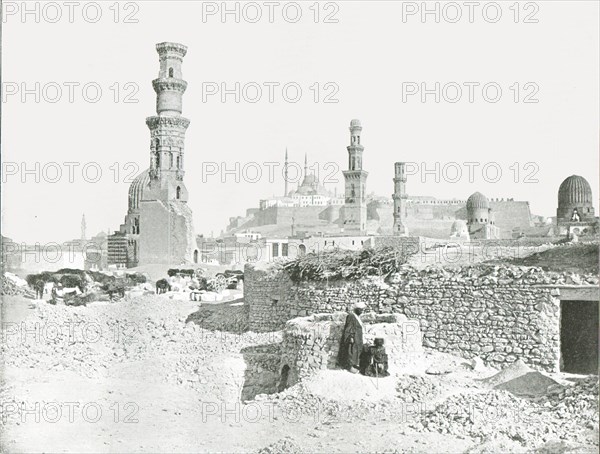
[239,312,423,400]
[245,263,599,373]
[280,312,423,387]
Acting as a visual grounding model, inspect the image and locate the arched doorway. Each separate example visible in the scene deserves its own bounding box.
[278,365,290,392]
[193,250,198,264]
[299,244,306,256]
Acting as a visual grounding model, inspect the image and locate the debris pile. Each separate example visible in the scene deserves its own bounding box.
[538,376,599,427]
[396,374,444,403]
[276,245,598,285]
[419,377,599,448]
[185,300,248,332]
[282,246,409,282]
[257,437,304,454]
[1,272,34,297]
[388,263,599,287]
[481,359,561,398]
[1,295,276,401]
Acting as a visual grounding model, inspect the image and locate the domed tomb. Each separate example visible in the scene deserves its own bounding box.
[557,175,594,221]
[128,169,150,212]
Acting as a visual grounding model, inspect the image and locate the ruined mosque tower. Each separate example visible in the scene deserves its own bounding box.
[392,162,409,236]
[109,42,197,268]
[342,119,368,234]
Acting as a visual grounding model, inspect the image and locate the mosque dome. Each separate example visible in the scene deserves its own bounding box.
[128,169,150,211]
[466,192,489,211]
[558,175,593,206]
[302,174,317,186]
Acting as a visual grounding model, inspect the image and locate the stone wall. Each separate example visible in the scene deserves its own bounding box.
[245,263,599,371]
[240,343,282,401]
[280,312,423,387]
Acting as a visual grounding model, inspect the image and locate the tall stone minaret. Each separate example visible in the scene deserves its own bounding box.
[304,152,308,181]
[136,42,196,267]
[342,119,368,234]
[81,214,87,241]
[393,162,409,236]
[146,42,190,203]
[284,148,289,197]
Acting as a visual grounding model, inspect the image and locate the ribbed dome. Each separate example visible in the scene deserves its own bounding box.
[466,192,489,211]
[128,169,150,211]
[558,175,593,206]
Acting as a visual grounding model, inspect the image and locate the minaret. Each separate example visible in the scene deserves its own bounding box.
[81,214,87,241]
[304,152,308,180]
[133,42,196,267]
[393,162,409,236]
[342,119,368,235]
[284,148,289,197]
[146,42,190,203]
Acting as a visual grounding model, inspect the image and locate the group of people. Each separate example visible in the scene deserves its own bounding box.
[337,301,389,377]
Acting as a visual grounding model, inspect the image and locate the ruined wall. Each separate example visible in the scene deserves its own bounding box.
[246,264,598,371]
[240,343,282,401]
[280,312,423,387]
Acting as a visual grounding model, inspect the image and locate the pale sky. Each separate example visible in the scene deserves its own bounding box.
[2,1,599,243]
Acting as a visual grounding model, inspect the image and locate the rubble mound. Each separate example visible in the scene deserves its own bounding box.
[464,434,529,453]
[532,440,599,453]
[1,272,34,297]
[419,375,599,449]
[2,295,280,403]
[387,263,598,287]
[538,376,599,424]
[396,374,444,403]
[282,246,410,282]
[257,437,304,454]
[185,300,248,332]
[481,359,560,397]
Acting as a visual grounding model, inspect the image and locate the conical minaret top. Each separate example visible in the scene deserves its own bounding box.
[152,42,188,116]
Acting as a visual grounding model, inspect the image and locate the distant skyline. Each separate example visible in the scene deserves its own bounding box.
[2,1,599,244]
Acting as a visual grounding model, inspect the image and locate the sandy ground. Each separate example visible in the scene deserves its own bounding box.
[1,293,597,453]
[0,295,469,453]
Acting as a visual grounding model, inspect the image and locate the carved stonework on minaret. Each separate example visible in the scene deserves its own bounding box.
[342,119,368,235]
[145,42,190,201]
[393,162,409,236]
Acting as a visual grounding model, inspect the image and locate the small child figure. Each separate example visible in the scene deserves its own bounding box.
[363,337,390,377]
